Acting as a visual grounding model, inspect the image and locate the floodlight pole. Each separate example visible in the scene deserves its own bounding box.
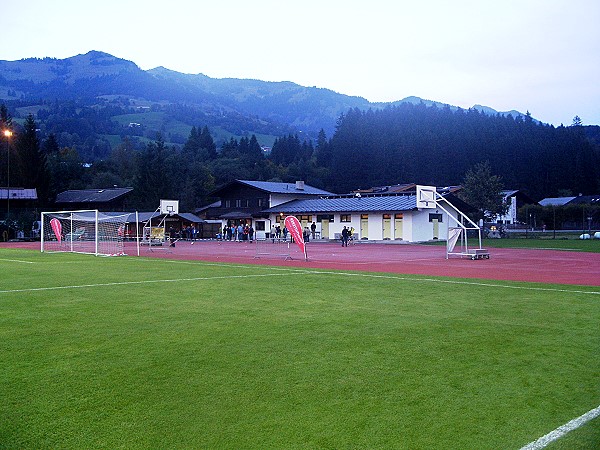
[4,130,12,233]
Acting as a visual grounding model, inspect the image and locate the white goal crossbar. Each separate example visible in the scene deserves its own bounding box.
[40,209,130,256]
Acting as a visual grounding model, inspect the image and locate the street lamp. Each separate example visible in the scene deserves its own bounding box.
[3,129,12,229]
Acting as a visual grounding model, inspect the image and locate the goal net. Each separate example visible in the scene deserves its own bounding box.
[40,210,130,256]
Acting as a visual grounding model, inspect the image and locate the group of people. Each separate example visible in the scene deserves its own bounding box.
[168,225,198,241]
[340,226,355,247]
[220,223,254,241]
[270,225,287,242]
[270,222,319,243]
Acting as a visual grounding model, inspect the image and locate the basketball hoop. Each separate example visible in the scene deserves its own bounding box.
[160,199,179,215]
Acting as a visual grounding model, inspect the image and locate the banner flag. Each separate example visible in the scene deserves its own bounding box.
[284,216,307,260]
[447,228,462,253]
[50,218,62,243]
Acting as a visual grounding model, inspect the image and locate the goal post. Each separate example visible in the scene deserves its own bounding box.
[40,210,130,256]
[416,187,489,259]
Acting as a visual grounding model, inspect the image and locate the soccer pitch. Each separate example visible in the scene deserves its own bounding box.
[0,248,598,449]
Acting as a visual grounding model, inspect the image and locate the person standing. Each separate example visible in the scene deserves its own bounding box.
[341,226,349,247]
[311,222,317,240]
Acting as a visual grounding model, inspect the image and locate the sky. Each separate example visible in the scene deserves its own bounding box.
[2,0,599,126]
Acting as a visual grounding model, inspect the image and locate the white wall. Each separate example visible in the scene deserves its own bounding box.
[266,205,465,243]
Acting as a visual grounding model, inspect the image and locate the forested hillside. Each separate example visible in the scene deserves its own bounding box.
[0,51,535,163]
[1,52,598,212]
[320,104,599,199]
[2,101,598,215]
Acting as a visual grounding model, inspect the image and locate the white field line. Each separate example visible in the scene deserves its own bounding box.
[0,272,302,294]
[0,258,35,264]
[1,263,599,296]
[309,271,600,296]
[519,405,600,450]
[145,260,600,295]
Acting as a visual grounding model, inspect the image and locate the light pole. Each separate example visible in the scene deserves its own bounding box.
[3,129,12,227]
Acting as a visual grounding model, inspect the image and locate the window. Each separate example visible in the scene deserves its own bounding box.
[395,213,403,220]
[361,214,369,220]
[340,214,352,222]
[235,199,242,208]
[383,214,391,219]
[255,221,265,231]
[257,198,265,207]
[429,213,443,223]
[225,200,231,208]
[300,215,312,222]
[317,214,334,222]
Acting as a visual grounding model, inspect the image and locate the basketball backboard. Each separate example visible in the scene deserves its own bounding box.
[416,185,436,209]
[160,199,179,215]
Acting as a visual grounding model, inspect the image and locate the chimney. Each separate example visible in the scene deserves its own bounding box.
[295,181,305,190]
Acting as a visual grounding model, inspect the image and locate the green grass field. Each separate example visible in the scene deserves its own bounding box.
[1,248,598,449]
[481,235,600,253]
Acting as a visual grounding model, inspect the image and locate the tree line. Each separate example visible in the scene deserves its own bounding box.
[321,104,599,197]
[2,102,598,221]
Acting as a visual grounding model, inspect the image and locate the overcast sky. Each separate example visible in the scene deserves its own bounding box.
[2,0,599,126]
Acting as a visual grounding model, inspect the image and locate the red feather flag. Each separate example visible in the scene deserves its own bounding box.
[284,216,307,260]
[50,218,62,243]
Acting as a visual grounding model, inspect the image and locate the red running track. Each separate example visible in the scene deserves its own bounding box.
[5,240,598,287]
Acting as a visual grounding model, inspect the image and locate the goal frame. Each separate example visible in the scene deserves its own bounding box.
[40,209,129,256]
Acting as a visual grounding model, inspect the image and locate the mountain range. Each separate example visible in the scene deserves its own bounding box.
[0,50,529,142]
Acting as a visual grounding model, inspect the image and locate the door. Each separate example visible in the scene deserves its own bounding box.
[382,215,392,240]
[433,219,439,240]
[394,214,403,240]
[321,219,329,239]
[360,214,369,239]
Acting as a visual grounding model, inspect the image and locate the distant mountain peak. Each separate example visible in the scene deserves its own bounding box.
[0,50,536,133]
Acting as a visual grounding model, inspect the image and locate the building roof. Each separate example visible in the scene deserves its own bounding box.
[194,200,221,214]
[126,212,161,223]
[177,212,204,223]
[0,188,38,200]
[211,180,335,197]
[263,194,418,214]
[122,212,204,223]
[55,188,133,203]
[353,183,416,194]
[565,195,600,205]
[538,197,577,206]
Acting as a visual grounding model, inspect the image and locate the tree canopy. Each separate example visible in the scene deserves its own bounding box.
[1,101,599,214]
[459,161,507,223]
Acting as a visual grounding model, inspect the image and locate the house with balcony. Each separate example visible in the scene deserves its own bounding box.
[200,180,335,238]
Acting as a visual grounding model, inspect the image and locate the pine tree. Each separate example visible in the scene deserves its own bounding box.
[42,133,60,154]
[0,104,13,187]
[15,115,50,205]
